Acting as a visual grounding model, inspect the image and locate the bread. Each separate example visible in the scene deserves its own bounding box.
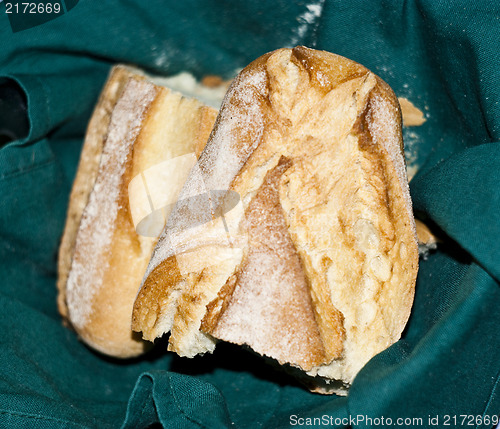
[57,65,219,358]
[398,97,426,127]
[415,219,439,257]
[132,46,419,394]
[57,65,136,321]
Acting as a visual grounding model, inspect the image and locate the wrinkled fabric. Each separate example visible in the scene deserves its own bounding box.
[0,1,498,428]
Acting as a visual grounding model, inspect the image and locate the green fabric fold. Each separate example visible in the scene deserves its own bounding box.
[1,0,498,427]
[122,372,232,429]
[411,143,500,281]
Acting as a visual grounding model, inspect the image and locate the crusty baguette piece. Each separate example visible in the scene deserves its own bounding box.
[57,66,141,320]
[58,66,218,358]
[132,46,418,394]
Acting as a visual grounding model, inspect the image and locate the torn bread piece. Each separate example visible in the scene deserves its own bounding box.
[415,219,439,258]
[58,65,218,358]
[133,46,419,394]
[57,66,140,320]
[398,97,426,127]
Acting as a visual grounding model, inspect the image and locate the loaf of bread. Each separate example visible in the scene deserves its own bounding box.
[57,65,219,357]
[132,46,419,394]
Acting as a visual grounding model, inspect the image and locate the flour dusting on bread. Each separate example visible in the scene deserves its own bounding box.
[132,47,418,395]
[59,48,418,393]
[66,79,157,329]
[59,67,219,358]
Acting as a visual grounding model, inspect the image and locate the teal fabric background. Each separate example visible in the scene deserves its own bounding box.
[0,1,499,428]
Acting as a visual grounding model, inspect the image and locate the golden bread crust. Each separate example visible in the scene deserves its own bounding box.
[133,46,418,394]
[57,66,142,320]
[60,69,217,358]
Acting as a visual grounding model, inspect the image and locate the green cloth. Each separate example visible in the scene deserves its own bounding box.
[0,1,498,427]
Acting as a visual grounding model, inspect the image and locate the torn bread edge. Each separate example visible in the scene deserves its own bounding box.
[57,65,222,357]
[132,47,419,394]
